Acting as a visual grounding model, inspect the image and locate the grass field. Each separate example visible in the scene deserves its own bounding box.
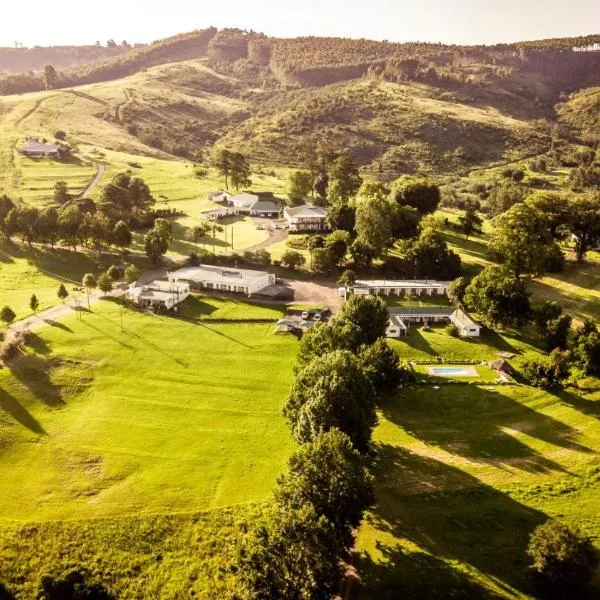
[356,383,600,599]
[178,295,286,320]
[0,300,297,521]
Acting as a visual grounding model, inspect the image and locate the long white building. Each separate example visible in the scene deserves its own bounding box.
[168,265,275,296]
[351,279,451,297]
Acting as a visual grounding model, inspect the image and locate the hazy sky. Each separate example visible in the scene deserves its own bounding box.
[1,0,599,47]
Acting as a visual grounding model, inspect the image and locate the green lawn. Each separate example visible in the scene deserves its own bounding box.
[0,300,297,521]
[0,241,103,320]
[389,325,543,363]
[356,383,600,599]
[412,363,500,382]
[178,294,286,320]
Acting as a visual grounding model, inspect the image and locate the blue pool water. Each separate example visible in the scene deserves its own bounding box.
[430,368,470,375]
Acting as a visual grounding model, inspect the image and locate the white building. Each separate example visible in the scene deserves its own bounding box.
[450,308,481,337]
[283,204,329,232]
[126,280,190,310]
[351,279,451,297]
[205,192,279,218]
[385,306,481,338]
[168,265,275,297]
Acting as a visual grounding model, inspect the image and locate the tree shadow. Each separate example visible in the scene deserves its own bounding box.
[360,444,548,598]
[8,355,64,407]
[25,333,51,355]
[43,319,73,333]
[0,388,46,435]
[381,386,593,475]
[478,329,523,356]
[393,328,438,359]
[357,544,499,599]
[553,388,600,421]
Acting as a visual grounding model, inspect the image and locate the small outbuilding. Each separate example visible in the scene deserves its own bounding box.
[20,139,69,159]
[490,358,512,374]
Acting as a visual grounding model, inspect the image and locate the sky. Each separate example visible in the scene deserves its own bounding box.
[1,0,599,48]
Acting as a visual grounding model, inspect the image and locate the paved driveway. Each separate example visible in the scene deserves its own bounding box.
[285,279,343,312]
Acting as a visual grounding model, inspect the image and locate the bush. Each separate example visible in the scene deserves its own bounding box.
[280,250,305,269]
[0,330,30,364]
[520,349,571,389]
[445,324,460,338]
[527,520,598,587]
[107,265,124,281]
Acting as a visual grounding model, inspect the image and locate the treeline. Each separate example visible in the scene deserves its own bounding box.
[0,44,130,75]
[235,295,411,598]
[0,28,217,95]
[0,172,157,252]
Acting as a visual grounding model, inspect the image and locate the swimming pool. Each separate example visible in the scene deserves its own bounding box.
[428,366,478,377]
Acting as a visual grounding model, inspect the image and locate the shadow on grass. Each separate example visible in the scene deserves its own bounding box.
[554,388,600,421]
[0,388,46,435]
[25,333,51,355]
[43,319,73,332]
[382,385,593,475]
[396,328,438,358]
[9,355,64,407]
[361,445,547,598]
[197,322,255,349]
[178,295,218,318]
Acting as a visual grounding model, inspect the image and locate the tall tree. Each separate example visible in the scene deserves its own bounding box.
[288,170,314,204]
[355,195,394,257]
[391,176,441,215]
[43,65,58,90]
[327,154,362,203]
[112,220,132,251]
[53,181,69,204]
[0,306,16,327]
[464,265,531,329]
[489,204,563,277]
[284,350,377,452]
[340,294,389,346]
[458,199,483,239]
[567,193,600,263]
[230,152,252,191]
[29,294,39,313]
[274,429,374,551]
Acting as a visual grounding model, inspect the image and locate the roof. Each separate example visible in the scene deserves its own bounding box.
[388,315,408,329]
[355,279,451,290]
[170,264,271,282]
[389,306,454,317]
[231,193,259,208]
[22,139,61,153]
[250,199,279,213]
[284,204,328,219]
[450,308,480,330]
[490,358,511,372]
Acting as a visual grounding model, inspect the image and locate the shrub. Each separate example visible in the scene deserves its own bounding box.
[527,520,598,587]
[445,324,460,338]
[520,349,571,389]
[0,330,29,364]
[280,250,305,269]
[106,265,124,281]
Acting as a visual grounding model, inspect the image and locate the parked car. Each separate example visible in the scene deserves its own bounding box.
[314,312,322,321]
[301,311,309,319]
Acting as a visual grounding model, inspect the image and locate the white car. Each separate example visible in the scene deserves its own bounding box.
[313,313,322,321]
[301,311,310,319]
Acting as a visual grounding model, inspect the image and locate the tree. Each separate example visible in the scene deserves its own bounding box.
[458,200,483,239]
[57,283,69,302]
[327,199,356,232]
[311,246,336,274]
[464,266,531,329]
[82,273,97,309]
[325,230,350,267]
[447,276,468,307]
[284,350,377,452]
[236,505,341,600]
[213,149,233,189]
[571,319,600,375]
[486,181,526,216]
[0,194,15,236]
[358,338,403,399]
[288,170,314,204]
[340,294,389,346]
[230,152,252,191]
[0,306,16,327]
[107,265,123,281]
[390,204,420,240]
[189,221,211,248]
[124,264,140,285]
[533,302,571,350]
[327,154,362,203]
[355,195,394,257]
[58,204,83,251]
[43,65,58,90]
[566,193,600,263]
[489,204,563,277]
[400,228,462,279]
[37,568,113,600]
[350,238,376,269]
[112,220,132,251]
[35,206,59,247]
[337,269,357,288]
[296,319,363,371]
[53,181,69,204]
[391,176,441,215]
[274,429,374,551]
[520,349,571,389]
[525,193,571,241]
[527,520,598,587]
[280,249,306,269]
[29,294,39,313]
[97,273,113,296]
[145,220,171,264]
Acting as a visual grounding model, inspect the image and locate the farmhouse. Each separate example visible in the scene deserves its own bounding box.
[168,264,275,296]
[206,191,280,218]
[126,280,190,310]
[284,203,329,232]
[386,306,481,338]
[349,279,451,297]
[20,139,69,159]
